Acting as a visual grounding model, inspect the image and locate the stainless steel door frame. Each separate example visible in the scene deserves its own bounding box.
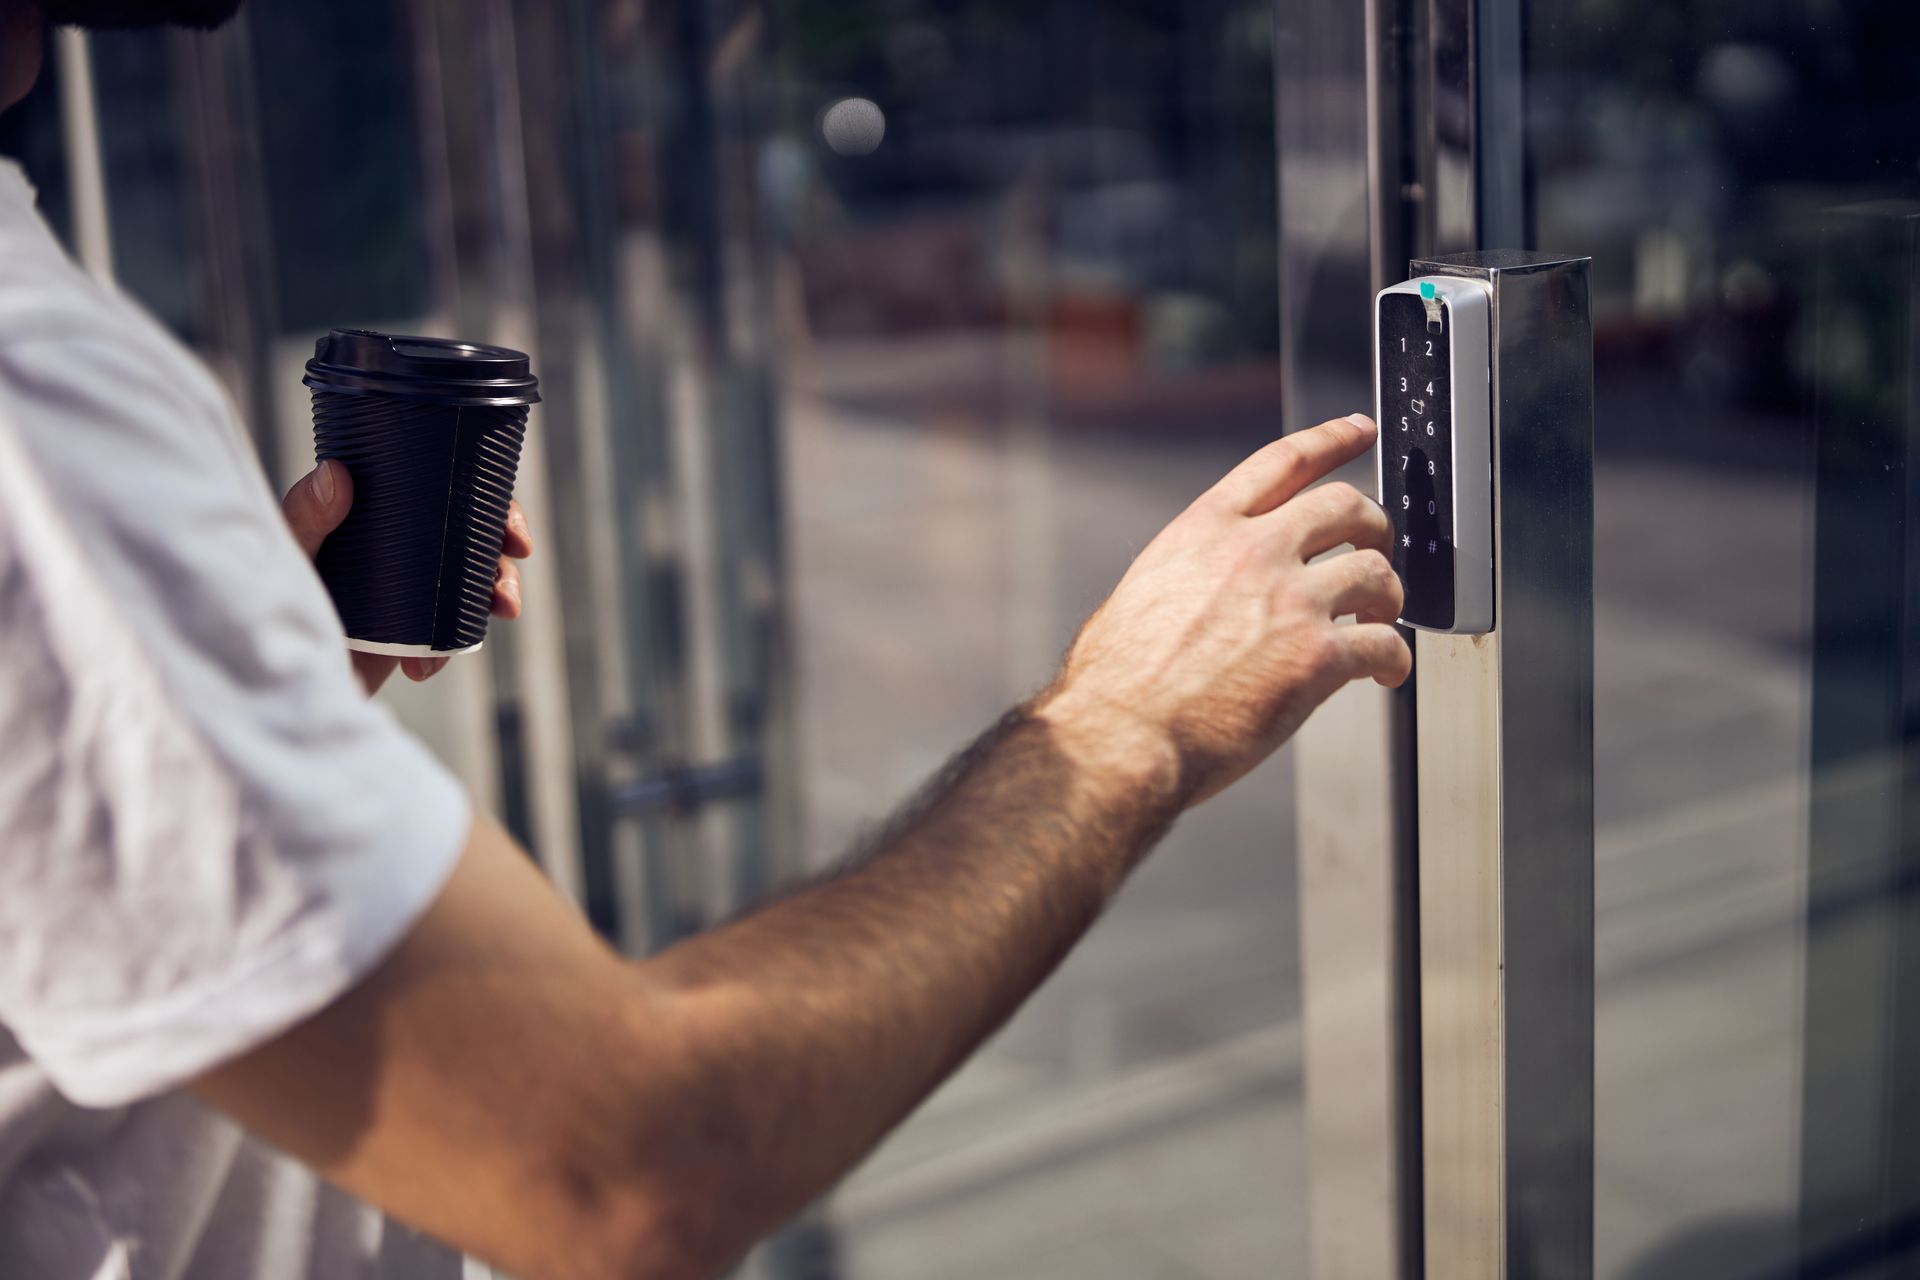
[1412,250,1593,1280]
[1290,2,1595,1277]
[1279,0,1422,1274]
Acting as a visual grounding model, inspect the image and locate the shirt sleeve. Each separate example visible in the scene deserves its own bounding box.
[0,333,472,1109]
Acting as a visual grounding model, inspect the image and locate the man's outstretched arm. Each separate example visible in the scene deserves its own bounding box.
[193,414,1407,1280]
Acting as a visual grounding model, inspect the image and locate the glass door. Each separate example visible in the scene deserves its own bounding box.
[1523,4,1920,1277]
[1298,3,1920,1277]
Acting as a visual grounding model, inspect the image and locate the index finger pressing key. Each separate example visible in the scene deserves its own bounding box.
[1211,414,1378,518]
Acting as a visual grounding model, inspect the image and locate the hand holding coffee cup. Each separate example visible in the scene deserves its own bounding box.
[304,329,539,657]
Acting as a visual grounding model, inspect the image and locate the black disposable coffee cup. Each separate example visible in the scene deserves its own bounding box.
[304,328,540,656]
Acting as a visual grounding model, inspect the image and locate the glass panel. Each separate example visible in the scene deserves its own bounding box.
[8,2,1311,1274]
[1523,4,1920,1275]
[766,4,1304,1273]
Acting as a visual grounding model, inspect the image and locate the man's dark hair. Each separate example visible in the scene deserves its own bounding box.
[42,0,242,29]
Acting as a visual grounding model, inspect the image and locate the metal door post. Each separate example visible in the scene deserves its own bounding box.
[1411,249,1593,1280]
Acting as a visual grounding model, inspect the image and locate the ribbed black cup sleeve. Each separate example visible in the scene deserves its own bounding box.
[312,390,528,651]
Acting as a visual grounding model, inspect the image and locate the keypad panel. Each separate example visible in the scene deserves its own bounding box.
[1378,291,1456,630]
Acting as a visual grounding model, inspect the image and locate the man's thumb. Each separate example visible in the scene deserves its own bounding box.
[282,460,353,560]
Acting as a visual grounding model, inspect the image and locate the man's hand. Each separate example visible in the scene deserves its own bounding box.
[280,459,534,695]
[1040,413,1409,807]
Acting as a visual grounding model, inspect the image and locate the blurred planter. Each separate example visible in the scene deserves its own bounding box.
[1042,289,1143,397]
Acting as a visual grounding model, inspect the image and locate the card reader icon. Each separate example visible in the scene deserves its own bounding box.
[1410,398,1425,414]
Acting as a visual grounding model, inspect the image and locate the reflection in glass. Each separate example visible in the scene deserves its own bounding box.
[9,1,1309,1275]
[1529,3,1920,1275]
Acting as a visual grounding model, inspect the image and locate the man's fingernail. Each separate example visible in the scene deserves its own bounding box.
[311,462,336,506]
[1346,413,1377,433]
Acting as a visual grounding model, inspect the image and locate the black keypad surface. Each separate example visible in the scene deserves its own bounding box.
[1378,291,1456,630]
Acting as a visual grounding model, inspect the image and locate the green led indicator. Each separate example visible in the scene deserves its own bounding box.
[1419,280,1436,300]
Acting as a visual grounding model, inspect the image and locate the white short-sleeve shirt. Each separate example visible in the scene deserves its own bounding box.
[0,161,474,1277]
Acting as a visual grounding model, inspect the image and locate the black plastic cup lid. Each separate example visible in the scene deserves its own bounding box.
[304,328,541,407]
